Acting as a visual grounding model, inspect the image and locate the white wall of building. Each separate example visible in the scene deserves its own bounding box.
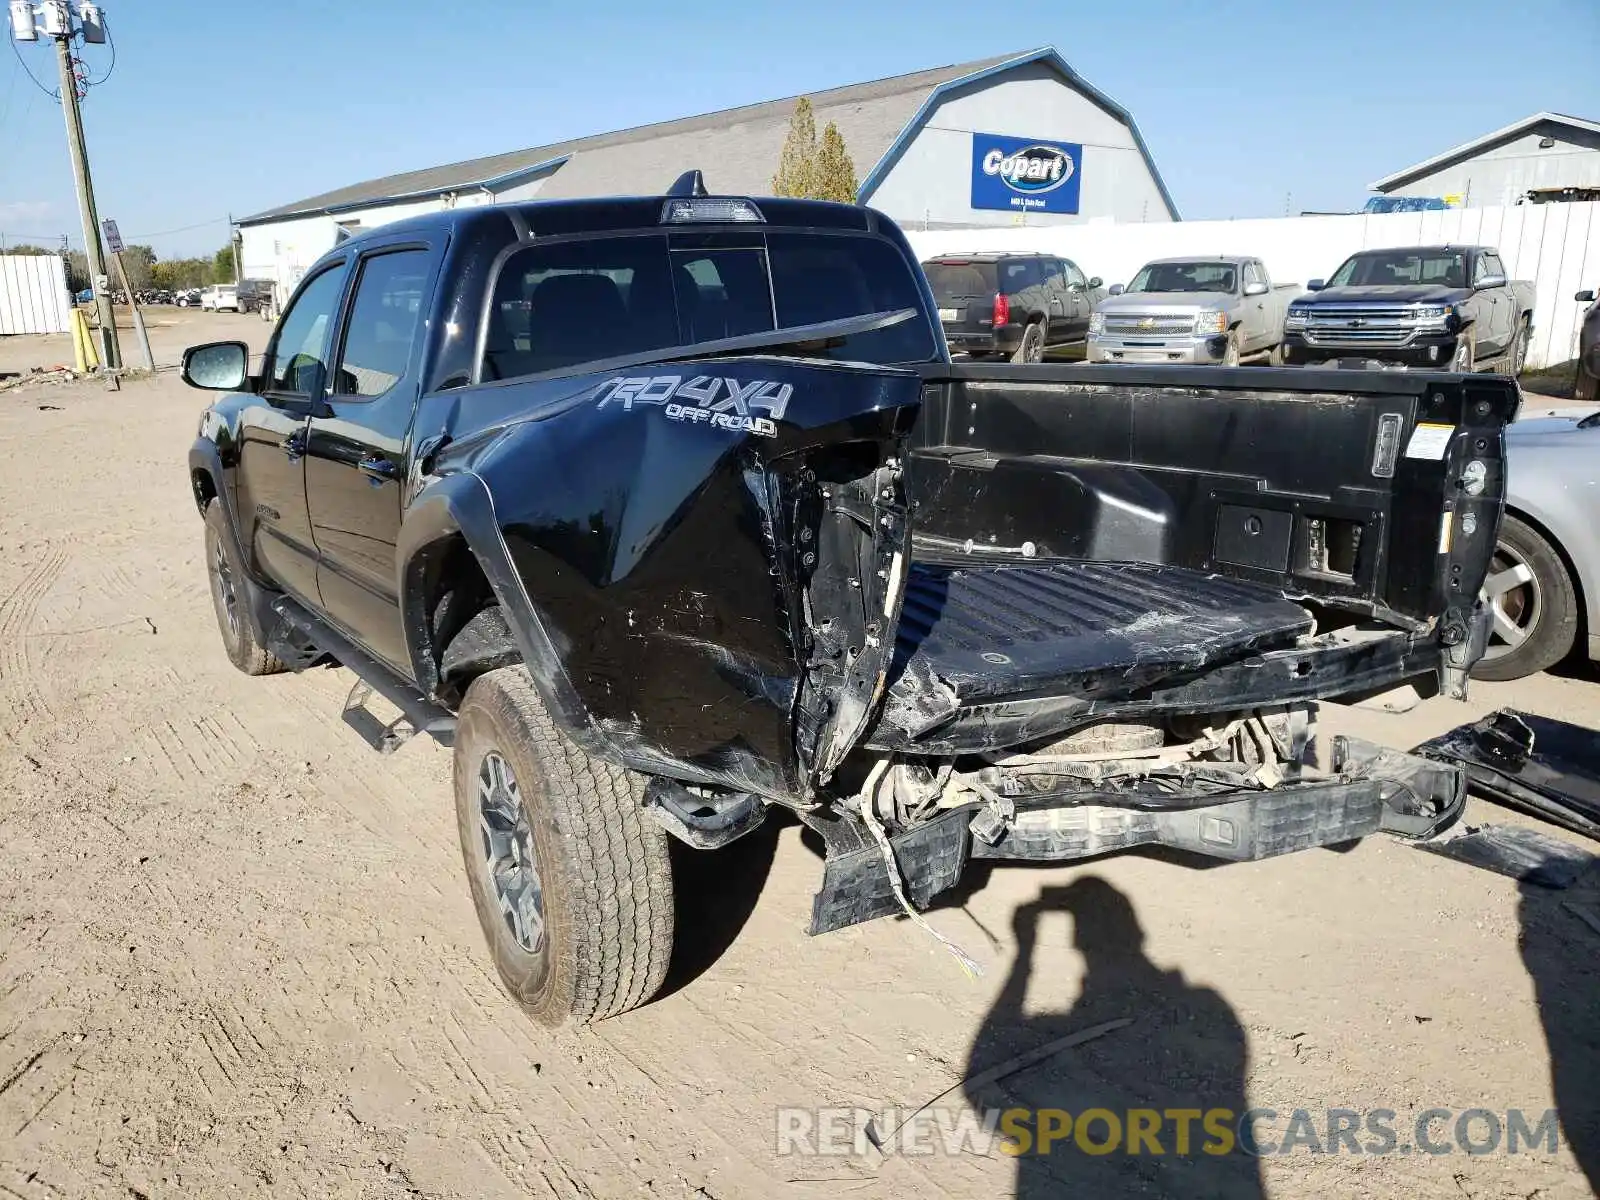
[869,62,1174,230]
[239,181,554,305]
[0,253,72,335]
[909,200,1600,370]
[1386,128,1600,206]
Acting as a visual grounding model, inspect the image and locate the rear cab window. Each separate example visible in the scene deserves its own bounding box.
[481,226,938,381]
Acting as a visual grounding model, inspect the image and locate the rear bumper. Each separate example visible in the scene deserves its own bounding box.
[1087,333,1230,364]
[943,324,1022,356]
[1281,331,1461,368]
[807,737,1465,933]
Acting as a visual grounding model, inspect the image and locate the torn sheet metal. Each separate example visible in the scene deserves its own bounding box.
[1414,710,1600,842]
[1412,824,1599,888]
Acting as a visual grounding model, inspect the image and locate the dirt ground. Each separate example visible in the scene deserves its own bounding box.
[0,314,1597,1199]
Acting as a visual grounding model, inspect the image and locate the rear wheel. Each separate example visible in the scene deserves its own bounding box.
[1267,341,1285,367]
[1472,513,1579,681]
[203,498,284,676]
[1012,321,1045,364]
[452,668,675,1025]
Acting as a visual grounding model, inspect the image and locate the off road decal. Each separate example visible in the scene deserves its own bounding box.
[596,374,793,438]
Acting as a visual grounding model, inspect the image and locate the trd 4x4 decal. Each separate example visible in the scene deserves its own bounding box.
[597,374,794,438]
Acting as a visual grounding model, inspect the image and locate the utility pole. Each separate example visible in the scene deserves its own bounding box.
[10,1,120,368]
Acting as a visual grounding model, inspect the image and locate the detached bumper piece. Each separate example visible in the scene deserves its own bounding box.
[806,737,1464,934]
[1415,710,1600,842]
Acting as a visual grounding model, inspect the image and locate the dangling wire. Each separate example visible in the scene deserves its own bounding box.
[8,37,61,101]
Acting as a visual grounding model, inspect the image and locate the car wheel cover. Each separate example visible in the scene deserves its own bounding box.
[476,751,546,956]
[1482,544,1542,661]
[1453,339,1472,370]
[1026,326,1042,362]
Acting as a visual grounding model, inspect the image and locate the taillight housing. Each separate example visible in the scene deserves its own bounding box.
[993,293,1010,326]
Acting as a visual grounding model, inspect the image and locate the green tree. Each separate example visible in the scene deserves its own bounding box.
[771,97,817,198]
[121,244,156,291]
[812,121,859,203]
[212,243,236,283]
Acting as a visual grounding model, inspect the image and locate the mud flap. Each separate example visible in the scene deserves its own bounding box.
[802,808,968,935]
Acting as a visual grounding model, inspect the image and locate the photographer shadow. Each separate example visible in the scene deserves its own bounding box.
[964,876,1264,1198]
[1520,875,1600,1189]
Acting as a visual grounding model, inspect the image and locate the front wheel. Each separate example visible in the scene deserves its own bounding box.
[1451,332,1475,372]
[1472,513,1579,681]
[453,667,675,1025]
[1222,331,1241,366]
[1507,319,1528,375]
[203,498,284,676]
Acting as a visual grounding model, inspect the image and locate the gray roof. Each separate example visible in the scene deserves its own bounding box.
[239,52,1018,225]
[1370,112,1600,192]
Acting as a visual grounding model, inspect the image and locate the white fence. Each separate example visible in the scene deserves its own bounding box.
[907,201,1600,370]
[0,253,72,336]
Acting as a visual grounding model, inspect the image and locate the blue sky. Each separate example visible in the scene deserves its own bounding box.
[0,0,1595,258]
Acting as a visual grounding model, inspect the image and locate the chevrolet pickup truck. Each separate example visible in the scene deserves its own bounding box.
[1087,255,1297,365]
[183,179,1515,1026]
[1282,244,1535,372]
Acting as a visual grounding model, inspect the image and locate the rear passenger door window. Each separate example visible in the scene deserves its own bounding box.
[332,250,430,398]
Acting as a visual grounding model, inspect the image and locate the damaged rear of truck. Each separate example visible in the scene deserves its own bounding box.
[184,190,1516,1025]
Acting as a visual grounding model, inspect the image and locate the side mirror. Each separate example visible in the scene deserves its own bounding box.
[1087,276,1103,289]
[1575,289,1595,303]
[182,340,250,391]
[1306,279,1326,291]
[1475,274,1507,291]
[1243,281,1269,297]
[1108,283,1124,296]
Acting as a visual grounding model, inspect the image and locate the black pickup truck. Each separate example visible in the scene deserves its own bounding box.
[184,181,1515,1025]
[1282,244,1535,371]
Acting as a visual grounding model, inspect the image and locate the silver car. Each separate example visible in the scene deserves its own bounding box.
[1474,405,1600,680]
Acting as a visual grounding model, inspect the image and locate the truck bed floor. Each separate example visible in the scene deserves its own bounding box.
[877,560,1315,745]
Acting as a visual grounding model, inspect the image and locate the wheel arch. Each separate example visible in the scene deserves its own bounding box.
[398,472,602,749]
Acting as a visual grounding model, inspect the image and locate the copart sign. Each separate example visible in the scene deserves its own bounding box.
[970,132,1083,215]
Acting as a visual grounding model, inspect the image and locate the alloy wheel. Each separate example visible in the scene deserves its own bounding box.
[476,751,546,955]
[1481,544,1541,663]
[208,527,239,638]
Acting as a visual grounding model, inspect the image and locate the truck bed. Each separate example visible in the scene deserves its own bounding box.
[874,560,1315,748]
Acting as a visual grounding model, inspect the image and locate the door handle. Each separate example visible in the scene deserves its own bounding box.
[280,430,306,461]
[358,456,400,485]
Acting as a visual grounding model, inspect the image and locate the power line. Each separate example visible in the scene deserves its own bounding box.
[8,34,58,99]
[123,217,230,240]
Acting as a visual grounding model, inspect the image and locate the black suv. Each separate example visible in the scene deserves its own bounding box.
[923,252,1105,362]
[236,278,276,316]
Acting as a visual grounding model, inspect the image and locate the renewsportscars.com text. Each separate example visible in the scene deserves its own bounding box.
[775,1106,1563,1159]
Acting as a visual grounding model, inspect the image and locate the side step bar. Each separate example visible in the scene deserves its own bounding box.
[268,596,457,752]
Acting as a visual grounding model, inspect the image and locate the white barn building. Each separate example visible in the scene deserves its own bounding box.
[236,47,1177,300]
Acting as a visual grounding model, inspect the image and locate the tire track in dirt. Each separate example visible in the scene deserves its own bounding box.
[0,546,68,731]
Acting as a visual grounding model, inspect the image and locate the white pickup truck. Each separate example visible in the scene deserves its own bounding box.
[1087,256,1298,365]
